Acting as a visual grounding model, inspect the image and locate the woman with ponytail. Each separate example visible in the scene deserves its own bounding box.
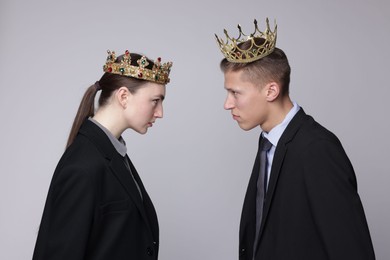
[33,50,173,260]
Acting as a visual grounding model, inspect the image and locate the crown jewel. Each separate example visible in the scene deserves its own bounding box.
[215,18,277,63]
[103,50,173,84]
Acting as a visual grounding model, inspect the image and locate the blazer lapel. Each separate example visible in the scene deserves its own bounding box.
[78,120,156,241]
[126,155,159,240]
[256,108,308,247]
[109,153,155,238]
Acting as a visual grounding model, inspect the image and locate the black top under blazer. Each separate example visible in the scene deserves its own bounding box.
[240,108,375,260]
[33,120,159,260]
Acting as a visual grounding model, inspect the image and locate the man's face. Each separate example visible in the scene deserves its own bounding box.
[223,70,268,131]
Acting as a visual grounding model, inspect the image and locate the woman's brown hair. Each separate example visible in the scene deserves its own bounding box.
[66,53,154,148]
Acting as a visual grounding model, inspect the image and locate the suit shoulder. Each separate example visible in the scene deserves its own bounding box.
[54,135,107,180]
[297,114,341,146]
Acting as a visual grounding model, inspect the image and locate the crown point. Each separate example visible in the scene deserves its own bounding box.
[215,18,277,63]
[237,24,244,36]
[103,50,172,84]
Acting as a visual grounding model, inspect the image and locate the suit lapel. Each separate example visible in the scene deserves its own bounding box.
[259,140,287,233]
[256,109,308,248]
[109,153,156,239]
[126,155,159,239]
[78,120,157,241]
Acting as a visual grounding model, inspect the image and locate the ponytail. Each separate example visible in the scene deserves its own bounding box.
[66,52,154,149]
[66,83,99,148]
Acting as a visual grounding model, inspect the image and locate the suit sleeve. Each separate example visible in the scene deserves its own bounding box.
[302,138,375,260]
[33,165,96,260]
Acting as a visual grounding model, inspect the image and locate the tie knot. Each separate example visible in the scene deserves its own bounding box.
[260,137,272,152]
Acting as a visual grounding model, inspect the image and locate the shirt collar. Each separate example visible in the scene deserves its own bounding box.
[88,118,127,157]
[263,101,300,146]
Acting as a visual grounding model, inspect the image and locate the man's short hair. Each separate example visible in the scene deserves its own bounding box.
[220,38,291,96]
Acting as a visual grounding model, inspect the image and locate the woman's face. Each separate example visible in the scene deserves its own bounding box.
[125,82,166,134]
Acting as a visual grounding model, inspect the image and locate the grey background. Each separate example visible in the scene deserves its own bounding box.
[1,0,389,259]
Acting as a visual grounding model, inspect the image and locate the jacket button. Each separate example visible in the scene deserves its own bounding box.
[147,247,154,256]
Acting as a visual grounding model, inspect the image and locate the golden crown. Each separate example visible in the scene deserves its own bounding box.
[215,18,277,63]
[103,50,173,84]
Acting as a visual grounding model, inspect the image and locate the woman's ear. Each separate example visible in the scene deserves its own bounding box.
[265,82,280,102]
[116,86,130,109]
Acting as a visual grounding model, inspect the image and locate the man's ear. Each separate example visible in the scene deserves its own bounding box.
[265,82,280,102]
[116,86,130,109]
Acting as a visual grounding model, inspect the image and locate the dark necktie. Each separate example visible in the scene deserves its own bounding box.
[253,137,272,258]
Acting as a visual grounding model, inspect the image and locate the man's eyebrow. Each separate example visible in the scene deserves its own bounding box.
[225,86,238,91]
[156,94,165,101]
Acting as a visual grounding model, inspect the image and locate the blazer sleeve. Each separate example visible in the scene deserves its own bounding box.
[302,138,375,260]
[33,165,96,260]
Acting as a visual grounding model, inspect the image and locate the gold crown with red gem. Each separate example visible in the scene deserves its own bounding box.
[103,50,173,84]
[215,18,277,63]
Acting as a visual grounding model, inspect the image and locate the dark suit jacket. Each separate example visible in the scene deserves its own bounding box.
[240,108,375,260]
[33,120,159,260]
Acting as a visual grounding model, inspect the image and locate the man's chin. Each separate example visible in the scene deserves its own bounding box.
[237,122,257,131]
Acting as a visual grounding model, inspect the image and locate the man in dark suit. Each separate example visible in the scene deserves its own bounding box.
[215,19,375,260]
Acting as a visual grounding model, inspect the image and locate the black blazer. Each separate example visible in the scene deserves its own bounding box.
[33,120,159,260]
[240,108,375,260]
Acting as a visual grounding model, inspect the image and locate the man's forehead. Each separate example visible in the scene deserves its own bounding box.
[224,72,257,89]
